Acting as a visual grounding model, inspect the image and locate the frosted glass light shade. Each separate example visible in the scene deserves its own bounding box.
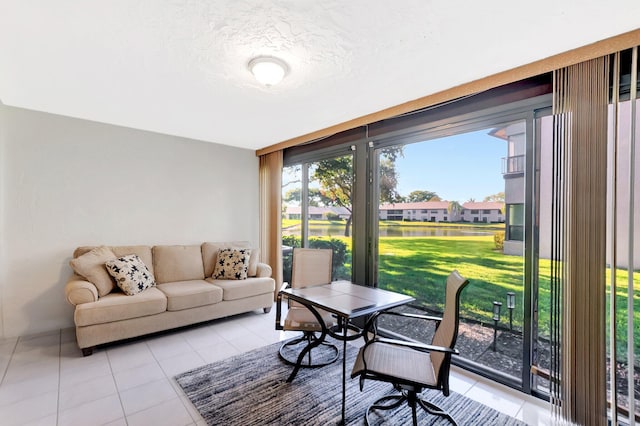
[249,57,288,86]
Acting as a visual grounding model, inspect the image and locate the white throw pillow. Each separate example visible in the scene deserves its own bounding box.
[212,248,251,280]
[105,254,156,295]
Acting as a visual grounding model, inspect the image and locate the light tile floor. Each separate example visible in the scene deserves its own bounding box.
[0,305,550,425]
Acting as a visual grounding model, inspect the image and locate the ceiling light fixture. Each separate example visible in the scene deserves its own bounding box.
[248,57,288,86]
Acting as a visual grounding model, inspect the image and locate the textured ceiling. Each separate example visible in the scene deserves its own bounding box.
[1,1,639,150]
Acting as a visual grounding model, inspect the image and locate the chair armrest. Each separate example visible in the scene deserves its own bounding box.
[369,336,459,355]
[363,310,442,340]
[276,282,290,303]
[65,275,98,305]
[255,262,273,278]
[278,281,290,293]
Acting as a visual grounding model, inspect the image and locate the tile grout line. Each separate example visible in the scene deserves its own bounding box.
[0,336,18,386]
[2,311,548,426]
[142,340,186,420]
[465,380,527,419]
[56,329,62,426]
[106,345,131,426]
[173,327,226,424]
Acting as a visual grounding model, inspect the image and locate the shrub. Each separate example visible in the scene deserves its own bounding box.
[325,212,342,221]
[494,231,505,250]
[281,236,348,283]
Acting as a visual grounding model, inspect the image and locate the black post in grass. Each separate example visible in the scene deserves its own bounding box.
[506,292,515,331]
[492,301,502,352]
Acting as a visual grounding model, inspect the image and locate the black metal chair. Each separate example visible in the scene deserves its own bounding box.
[351,270,469,425]
[275,248,339,367]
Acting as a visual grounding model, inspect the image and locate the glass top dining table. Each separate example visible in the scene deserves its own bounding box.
[280,280,414,425]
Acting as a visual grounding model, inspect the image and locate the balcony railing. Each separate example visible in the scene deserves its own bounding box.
[502,155,525,175]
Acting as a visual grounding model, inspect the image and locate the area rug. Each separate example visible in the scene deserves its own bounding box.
[175,340,527,425]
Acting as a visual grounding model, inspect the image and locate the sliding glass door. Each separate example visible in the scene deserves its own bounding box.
[281,153,353,283]
[280,61,640,411]
[374,122,530,386]
[281,92,554,396]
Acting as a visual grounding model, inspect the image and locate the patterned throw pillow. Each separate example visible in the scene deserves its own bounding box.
[105,254,156,295]
[212,248,251,280]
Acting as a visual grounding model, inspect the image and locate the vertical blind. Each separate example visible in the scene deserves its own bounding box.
[259,150,284,291]
[551,56,610,424]
[623,47,637,423]
[610,46,638,424]
[551,47,639,424]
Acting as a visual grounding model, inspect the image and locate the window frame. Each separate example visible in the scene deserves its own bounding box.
[283,89,553,397]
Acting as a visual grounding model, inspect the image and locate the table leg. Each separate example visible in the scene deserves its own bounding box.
[341,319,347,425]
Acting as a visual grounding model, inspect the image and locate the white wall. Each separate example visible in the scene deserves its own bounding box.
[0,101,6,338]
[0,103,260,338]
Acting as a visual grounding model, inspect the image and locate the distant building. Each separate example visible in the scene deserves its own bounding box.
[284,205,351,220]
[460,202,505,223]
[379,201,458,222]
[490,122,525,255]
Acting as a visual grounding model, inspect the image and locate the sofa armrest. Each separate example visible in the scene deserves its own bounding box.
[65,275,99,305]
[255,262,272,278]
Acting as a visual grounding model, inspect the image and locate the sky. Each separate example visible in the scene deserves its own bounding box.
[281,127,508,204]
[393,128,506,202]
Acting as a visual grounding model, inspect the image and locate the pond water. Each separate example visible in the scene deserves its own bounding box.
[379,227,494,237]
[283,224,495,237]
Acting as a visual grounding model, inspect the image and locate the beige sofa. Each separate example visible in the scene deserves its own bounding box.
[64,242,275,355]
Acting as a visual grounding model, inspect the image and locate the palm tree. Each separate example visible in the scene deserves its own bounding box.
[448,201,462,219]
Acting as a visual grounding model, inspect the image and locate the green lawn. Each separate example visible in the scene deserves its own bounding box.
[285,220,639,360]
[378,235,527,323]
[377,235,640,361]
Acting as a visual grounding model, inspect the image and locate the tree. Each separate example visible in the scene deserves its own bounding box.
[283,187,330,207]
[406,190,441,202]
[313,156,353,236]
[447,200,462,217]
[378,147,405,205]
[313,147,404,236]
[483,192,505,202]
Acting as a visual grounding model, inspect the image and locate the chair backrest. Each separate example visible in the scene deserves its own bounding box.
[291,248,333,289]
[429,270,469,386]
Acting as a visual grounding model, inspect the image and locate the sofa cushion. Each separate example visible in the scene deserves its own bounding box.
[69,246,117,297]
[246,247,260,277]
[202,242,259,277]
[105,255,156,296]
[111,246,154,275]
[153,245,204,284]
[212,248,251,280]
[206,276,275,301]
[156,280,223,311]
[74,287,167,326]
[74,245,154,275]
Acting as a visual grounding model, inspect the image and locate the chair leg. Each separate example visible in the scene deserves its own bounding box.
[365,395,407,426]
[278,333,339,368]
[306,334,312,365]
[417,398,458,426]
[365,391,457,426]
[410,397,418,426]
[413,407,419,426]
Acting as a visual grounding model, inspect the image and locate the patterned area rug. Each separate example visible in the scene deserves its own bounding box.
[175,340,527,425]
